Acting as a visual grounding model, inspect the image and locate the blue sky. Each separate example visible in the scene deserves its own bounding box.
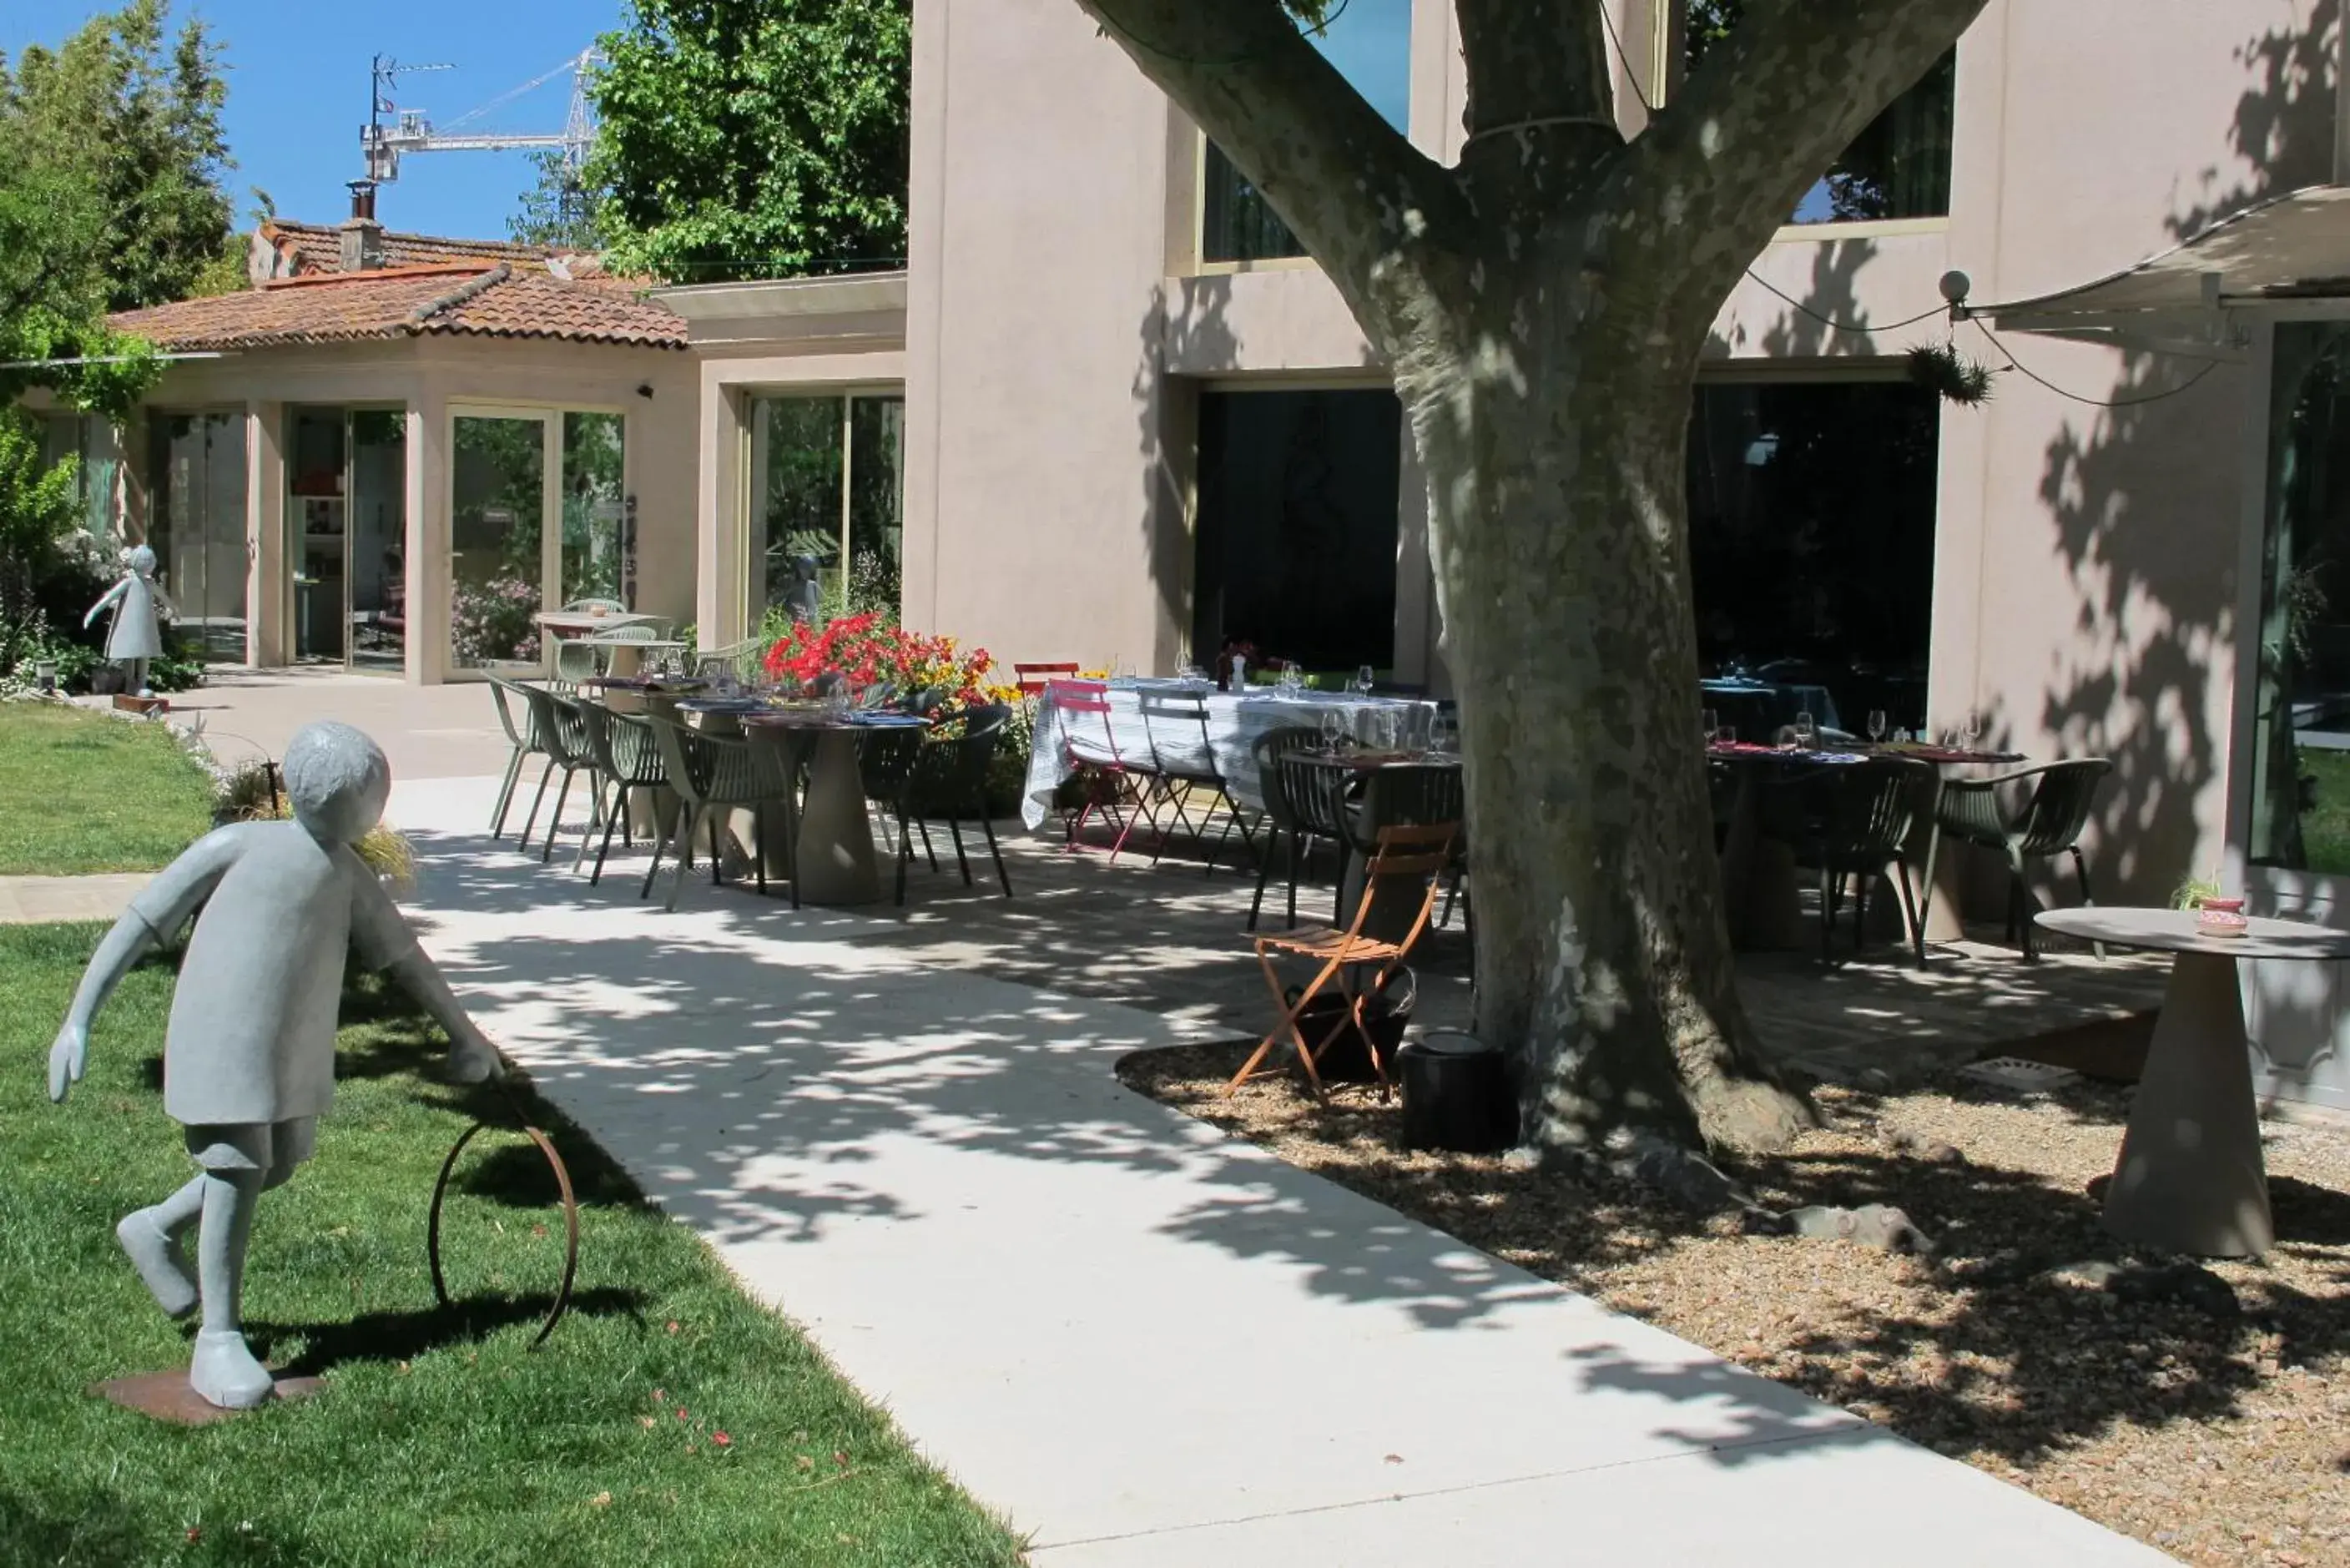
[2,0,1417,245]
[1,0,625,240]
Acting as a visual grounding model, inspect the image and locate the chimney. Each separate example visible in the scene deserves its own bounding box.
[340,179,385,271]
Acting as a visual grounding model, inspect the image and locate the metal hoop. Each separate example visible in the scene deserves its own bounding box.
[426,1117,580,1349]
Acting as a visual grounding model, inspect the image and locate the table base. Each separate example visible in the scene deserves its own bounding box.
[2103,950,2272,1258]
[795,731,881,906]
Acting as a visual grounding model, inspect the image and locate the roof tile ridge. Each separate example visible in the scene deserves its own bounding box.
[406,263,513,329]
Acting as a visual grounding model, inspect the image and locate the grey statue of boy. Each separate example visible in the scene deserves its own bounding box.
[48,721,502,1410]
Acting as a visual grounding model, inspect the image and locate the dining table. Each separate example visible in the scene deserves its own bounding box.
[1710,739,2024,952]
[1021,678,1441,831]
[2038,907,2350,1257]
[735,708,931,906]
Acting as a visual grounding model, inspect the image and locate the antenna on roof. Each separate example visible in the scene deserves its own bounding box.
[359,48,599,198]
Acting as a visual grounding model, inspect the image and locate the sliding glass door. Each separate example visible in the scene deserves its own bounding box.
[744,391,903,630]
[147,411,249,663]
[447,406,628,674]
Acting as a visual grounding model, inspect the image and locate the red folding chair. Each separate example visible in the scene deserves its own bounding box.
[1014,662,1081,698]
[1045,678,1150,860]
[1228,822,1458,1102]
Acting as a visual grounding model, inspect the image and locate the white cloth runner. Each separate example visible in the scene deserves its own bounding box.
[1021,678,1439,829]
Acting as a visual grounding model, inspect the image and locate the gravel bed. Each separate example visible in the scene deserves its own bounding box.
[1119,1044,2350,1567]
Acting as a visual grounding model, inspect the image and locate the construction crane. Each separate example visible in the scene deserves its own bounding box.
[359,49,598,189]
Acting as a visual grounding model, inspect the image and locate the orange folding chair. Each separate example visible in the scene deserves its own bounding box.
[1227,821,1458,1102]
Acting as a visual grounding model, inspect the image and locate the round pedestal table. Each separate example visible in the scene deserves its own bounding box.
[2035,908,2350,1258]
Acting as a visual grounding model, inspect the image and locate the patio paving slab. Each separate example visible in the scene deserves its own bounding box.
[383,773,2169,1565]
[0,872,149,925]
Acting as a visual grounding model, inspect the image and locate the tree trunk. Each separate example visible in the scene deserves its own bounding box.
[1399,275,1811,1157]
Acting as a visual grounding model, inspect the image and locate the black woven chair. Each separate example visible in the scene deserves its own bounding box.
[1247,725,1324,930]
[856,725,930,907]
[1934,758,2112,960]
[1788,758,1942,966]
[909,703,1014,898]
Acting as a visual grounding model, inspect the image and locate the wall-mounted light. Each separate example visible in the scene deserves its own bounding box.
[635,384,653,399]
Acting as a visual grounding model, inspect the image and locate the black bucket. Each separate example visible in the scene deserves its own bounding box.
[1285,969,1415,1084]
[1397,1031,1517,1152]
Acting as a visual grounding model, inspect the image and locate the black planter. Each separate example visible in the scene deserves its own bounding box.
[1285,971,1413,1084]
[1397,1031,1517,1152]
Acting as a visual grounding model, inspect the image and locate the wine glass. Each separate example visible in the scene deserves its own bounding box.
[1868,709,1889,744]
[1178,661,1206,685]
[1792,710,1817,750]
[1702,708,1719,749]
[1962,710,1984,751]
[1319,708,1344,751]
[1431,710,1459,754]
[1278,663,1304,695]
[1354,665,1376,698]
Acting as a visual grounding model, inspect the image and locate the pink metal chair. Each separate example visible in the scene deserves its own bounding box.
[1046,678,1149,860]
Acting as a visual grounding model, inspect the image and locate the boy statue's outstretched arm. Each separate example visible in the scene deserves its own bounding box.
[49,829,237,1103]
[385,946,506,1084]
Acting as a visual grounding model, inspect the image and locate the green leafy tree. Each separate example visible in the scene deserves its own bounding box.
[1074,0,1987,1155]
[511,149,608,252]
[586,0,911,283]
[0,0,237,314]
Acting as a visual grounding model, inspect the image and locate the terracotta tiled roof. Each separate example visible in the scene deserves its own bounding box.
[109,265,687,352]
[256,219,558,278]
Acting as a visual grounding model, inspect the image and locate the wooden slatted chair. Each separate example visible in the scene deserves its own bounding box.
[1227,821,1458,1102]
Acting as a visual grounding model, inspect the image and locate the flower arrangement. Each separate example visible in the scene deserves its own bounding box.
[760,613,996,713]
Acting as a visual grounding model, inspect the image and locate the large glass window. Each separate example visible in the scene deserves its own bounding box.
[1686,380,1939,733]
[1200,0,1412,264]
[450,415,547,669]
[1686,3,1954,225]
[2250,323,2350,875]
[1193,387,1401,672]
[744,392,903,628]
[562,411,628,606]
[146,411,248,663]
[39,413,116,543]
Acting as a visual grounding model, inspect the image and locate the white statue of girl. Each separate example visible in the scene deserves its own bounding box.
[84,543,176,697]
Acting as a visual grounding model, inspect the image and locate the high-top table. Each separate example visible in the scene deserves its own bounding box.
[2036,907,2350,1257]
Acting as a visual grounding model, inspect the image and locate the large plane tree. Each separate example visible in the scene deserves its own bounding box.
[1072,0,1988,1154]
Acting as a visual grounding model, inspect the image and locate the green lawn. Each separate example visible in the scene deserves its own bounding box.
[0,704,217,875]
[0,923,1025,1568]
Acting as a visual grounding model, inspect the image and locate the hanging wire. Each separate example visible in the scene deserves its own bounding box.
[1741,269,1949,335]
[1595,0,1658,113]
[1968,318,2223,409]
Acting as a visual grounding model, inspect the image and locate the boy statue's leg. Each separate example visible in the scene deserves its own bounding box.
[116,1176,204,1319]
[189,1167,273,1409]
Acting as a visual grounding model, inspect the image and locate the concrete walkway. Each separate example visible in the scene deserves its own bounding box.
[386,773,2168,1566]
[0,873,147,925]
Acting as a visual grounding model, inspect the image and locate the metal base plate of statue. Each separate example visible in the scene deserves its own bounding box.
[93,1369,326,1425]
[48,721,508,1414]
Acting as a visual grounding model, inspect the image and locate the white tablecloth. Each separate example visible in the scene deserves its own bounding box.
[1021,679,1439,829]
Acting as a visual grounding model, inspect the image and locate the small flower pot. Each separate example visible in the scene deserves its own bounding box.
[2196,896,2248,938]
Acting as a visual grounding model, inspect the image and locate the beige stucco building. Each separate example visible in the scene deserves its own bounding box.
[27,202,698,685]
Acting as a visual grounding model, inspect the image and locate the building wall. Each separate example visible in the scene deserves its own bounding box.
[1701,0,2331,909]
[128,337,698,683]
[910,0,2333,907]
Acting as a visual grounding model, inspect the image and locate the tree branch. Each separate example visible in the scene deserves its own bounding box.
[1074,0,1469,332]
[1455,0,1612,141]
[1621,0,1989,325]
